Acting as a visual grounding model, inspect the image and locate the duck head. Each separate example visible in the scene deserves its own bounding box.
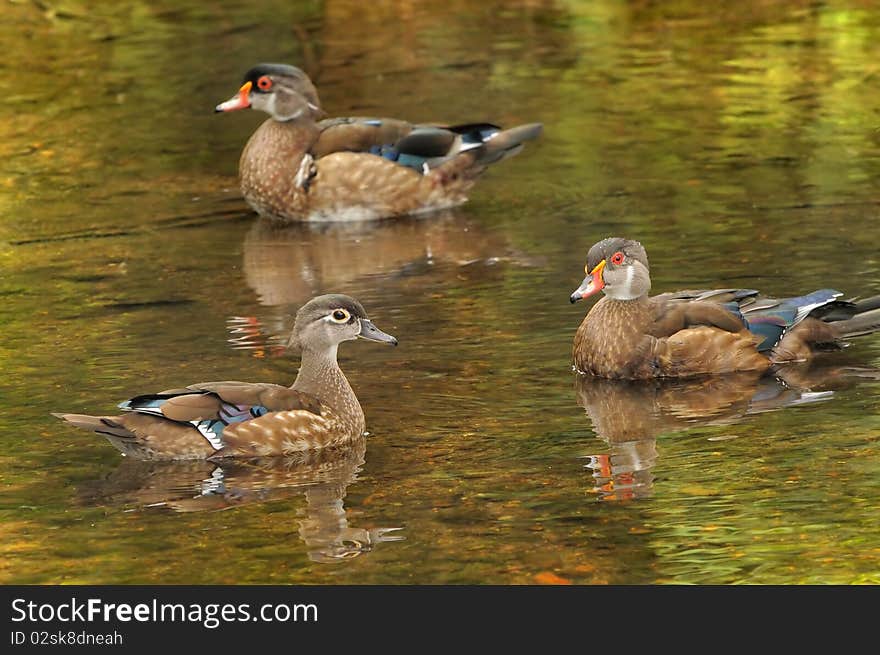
[570,237,651,302]
[288,294,398,353]
[215,63,323,122]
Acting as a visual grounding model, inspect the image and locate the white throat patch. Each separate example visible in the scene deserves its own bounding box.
[605,264,640,301]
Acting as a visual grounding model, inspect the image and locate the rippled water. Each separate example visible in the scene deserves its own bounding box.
[2,0,879,584]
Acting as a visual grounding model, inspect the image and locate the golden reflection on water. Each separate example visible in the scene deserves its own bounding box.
[81,438,404,565]
[229,214,537,354]
[575,364,879,502]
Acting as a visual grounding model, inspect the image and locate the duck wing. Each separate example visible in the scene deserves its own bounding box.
[147,381,322,419]
[649,294,752,338]
[740,289,844,351]
[312,118,541,174]
[53,383,325,460]
[312,117,415,158]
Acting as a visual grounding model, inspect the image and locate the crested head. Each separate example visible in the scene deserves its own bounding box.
[215,62,323,122]
[295,294,369,327]
[586,237,649,273]
[242,63,308,82]
[571,237,652,303]
[290,294,397,353]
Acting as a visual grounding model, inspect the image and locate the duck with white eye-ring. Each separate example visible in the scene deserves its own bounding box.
[55,294,398,459]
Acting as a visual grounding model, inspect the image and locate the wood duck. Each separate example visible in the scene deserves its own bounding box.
[54,295,397,459]
[215,63,543,222]
[570,237,880,379]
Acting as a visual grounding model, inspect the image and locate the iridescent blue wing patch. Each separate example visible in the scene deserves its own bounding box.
[192,403,269,450]
[119,392,269,451]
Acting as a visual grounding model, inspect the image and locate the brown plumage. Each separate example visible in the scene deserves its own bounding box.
[216,63,542,222]
[54,295,398,460]
[571,237,880,379]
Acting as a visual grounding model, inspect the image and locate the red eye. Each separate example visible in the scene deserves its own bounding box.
[256,75,273,91]
[610,251,625,265]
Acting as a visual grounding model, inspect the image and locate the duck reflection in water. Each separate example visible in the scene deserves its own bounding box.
[80,437,403,564]
[229,211,536,355]
[575,363,880,502]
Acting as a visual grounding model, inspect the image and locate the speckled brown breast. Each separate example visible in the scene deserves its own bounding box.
[239,119,318,221]
[573,297,660,378]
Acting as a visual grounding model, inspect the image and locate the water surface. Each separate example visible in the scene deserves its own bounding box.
[2,0,879,584]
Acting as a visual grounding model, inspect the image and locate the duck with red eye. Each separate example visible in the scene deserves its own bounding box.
[216,66,322,122]
[570,243,649,303]
[214,62,542,222]
[569,237,880,379]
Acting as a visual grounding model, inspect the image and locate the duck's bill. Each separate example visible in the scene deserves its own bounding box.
[570,275,605,302]
[214,81,252,113]
[570,260,606,303]
[358,319,398,346]
[570,277,594,303]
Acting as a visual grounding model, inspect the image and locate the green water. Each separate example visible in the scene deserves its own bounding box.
[2,0,879,584]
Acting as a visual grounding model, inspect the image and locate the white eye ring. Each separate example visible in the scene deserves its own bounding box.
[328,309,351,324]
